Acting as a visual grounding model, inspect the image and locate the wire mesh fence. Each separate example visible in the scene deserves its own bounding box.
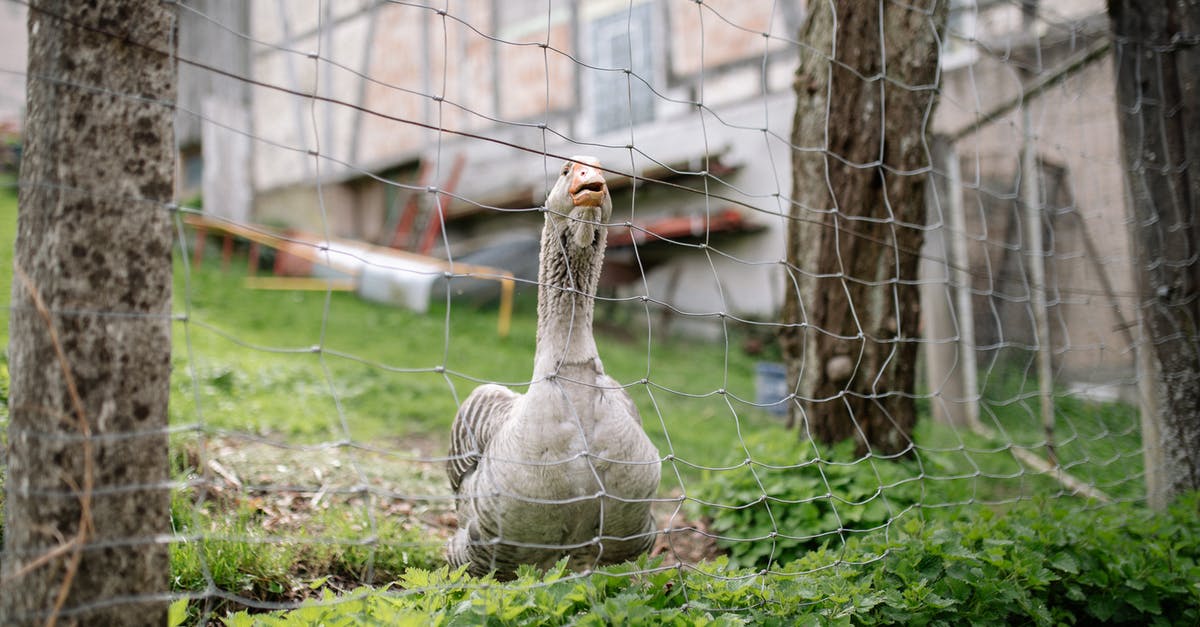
[0,0,1194,623]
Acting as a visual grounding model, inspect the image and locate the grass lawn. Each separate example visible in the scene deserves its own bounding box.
[0,176,14,352]
[0,176,14,513]
[166,236,1145,610]
[172,245,1145,500]
[164,236,788,614]
[172,248,784,477]
[0,183,1149,619]
[911,352,1145,505]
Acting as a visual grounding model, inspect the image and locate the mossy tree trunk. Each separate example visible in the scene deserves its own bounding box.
[0,2,176,624]
[780,1,947,456]
[1108,0,1200,507]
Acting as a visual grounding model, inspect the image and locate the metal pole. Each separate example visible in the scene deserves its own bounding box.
[1022,105,1057,464]
[943,141,983,430]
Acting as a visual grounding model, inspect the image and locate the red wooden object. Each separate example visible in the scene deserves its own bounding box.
[606,208,749,248]
[247,241,260,276]
[192,225,207,266]
[417,153,467,255]
[389,159,435,249]
[220,234,234,272]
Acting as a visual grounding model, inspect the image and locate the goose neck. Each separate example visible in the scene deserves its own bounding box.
[532,224,604,376]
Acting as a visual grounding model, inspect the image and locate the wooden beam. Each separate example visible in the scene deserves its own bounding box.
[184,214,517,338]
[948,38,1111,143]
[243,276,356,291]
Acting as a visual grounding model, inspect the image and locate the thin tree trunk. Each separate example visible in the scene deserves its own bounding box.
[1108,0,1200,507]
[781,1,947,456]
[1,2,176,625]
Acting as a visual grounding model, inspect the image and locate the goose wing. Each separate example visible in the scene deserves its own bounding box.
[597,373,642,426]
[447,383,520,492]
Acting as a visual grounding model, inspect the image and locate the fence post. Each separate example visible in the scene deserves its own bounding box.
[0,2,177,624]
[942,137,982,430]
[1021,105,1057,464]
[923,136,981,430]
[1108,0,1200,507]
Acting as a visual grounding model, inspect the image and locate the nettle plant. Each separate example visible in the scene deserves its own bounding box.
[212,496,1200,625]
[687,432,923,569]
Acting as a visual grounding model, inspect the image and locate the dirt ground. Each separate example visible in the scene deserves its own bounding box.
[187,434,724,570]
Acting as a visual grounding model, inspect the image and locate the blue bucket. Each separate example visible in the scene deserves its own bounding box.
[755,362,789,417]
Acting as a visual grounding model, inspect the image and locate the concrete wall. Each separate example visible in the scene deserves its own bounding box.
[0,3,26,130]
[176,1,253,221]
[244,0,801,322]
[231,0,1137,373]
[0,0,1136,376]
[935,9,1135,380]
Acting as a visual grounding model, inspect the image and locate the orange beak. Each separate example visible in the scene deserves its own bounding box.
[567,159,607,208]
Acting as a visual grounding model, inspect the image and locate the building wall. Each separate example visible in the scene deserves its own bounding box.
[245,0,801,321]
[248,0,800,190]
[234,1,1137,377]
[0,3,26,130]
[0,1,1134,373]
[935,9,1134,379]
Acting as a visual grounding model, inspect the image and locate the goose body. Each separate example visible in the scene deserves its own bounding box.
[446,157,661,578]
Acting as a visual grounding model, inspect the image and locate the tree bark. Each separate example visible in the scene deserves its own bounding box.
[781,1,947,456]
[1108,0,1200,507]
[1,2,176,625]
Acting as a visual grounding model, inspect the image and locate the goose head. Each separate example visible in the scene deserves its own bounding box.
[545,156,613,250]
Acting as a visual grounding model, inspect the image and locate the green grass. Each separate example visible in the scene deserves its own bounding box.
[165,244,784,613]
[168,250,1147,611]
[170,487,444,598]
[914,354,1145,504]
[0,176,13,317]
[0,176,15,399]
[215,496,1200,626]
[172,252,780,476]
[1,182,1154,620]
[0,177,15,546]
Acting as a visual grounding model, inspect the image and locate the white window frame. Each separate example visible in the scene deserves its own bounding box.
[581,1,661,137]
[943,0,980,70]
